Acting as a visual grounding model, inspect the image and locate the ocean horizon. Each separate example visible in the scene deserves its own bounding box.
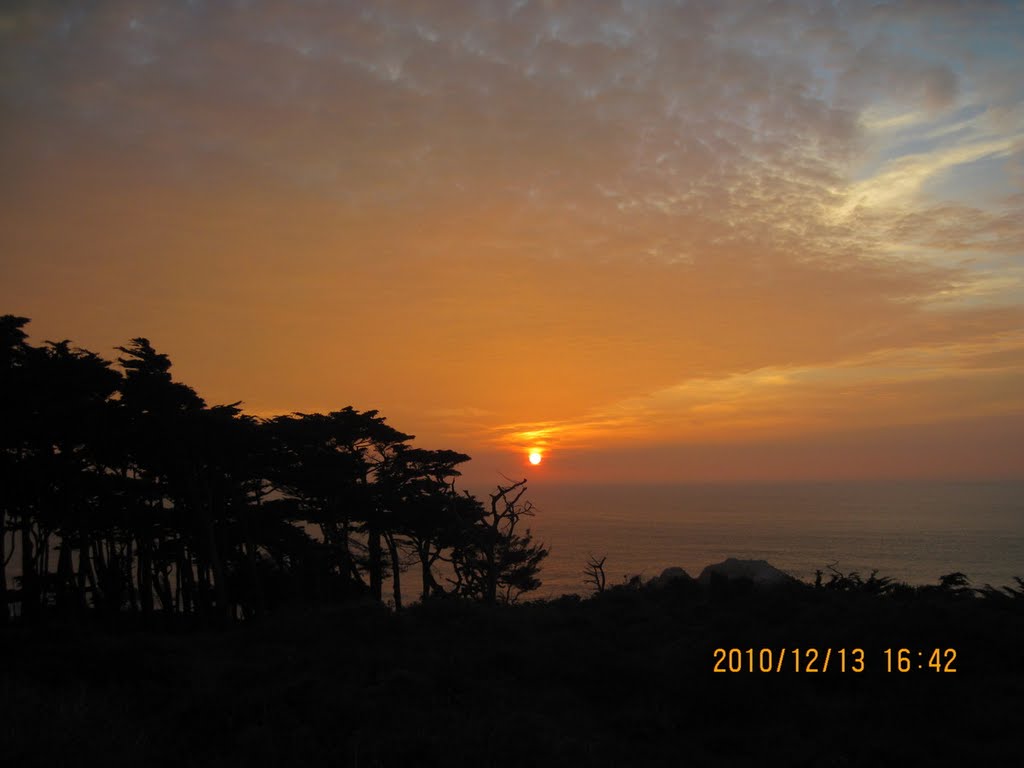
[515,478,1024,599]
[5,478,1020,610]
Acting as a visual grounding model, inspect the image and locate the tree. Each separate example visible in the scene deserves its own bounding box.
[376,445,473,606]
[450,478,549,604]
[584,554,607,593]
[0,315,32,623]
[358,412,415,603]
[33,340,121,615]
[266,408,413,603]
[0,314,552,622]
[0,322,122,620]
[115,337,255,620]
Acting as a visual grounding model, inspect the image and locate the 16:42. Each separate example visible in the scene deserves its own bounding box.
[884,648,957,672]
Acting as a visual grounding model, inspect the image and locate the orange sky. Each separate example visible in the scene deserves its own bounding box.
[2,1,1023,484]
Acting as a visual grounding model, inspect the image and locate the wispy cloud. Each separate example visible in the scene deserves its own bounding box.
[2,0,1022,479]
[490,329,1024,456]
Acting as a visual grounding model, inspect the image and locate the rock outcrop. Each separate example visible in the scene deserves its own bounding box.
[649,566,693,587]
[697,558,795,586]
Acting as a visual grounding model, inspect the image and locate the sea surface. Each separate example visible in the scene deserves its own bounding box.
[517,480,1024,598]
[7,480,1021,608]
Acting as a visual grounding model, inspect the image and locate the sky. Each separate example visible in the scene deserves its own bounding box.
[2,0,1023,484]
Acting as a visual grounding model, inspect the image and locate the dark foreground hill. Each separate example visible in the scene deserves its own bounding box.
[2,579,1022,767]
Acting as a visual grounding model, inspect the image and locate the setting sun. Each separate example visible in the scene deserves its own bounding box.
[528,452,543,466]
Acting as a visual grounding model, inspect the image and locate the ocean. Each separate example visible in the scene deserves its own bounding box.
[518,480,1024,598]
[6,480,1020,609]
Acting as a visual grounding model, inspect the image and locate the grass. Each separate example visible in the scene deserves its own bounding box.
[2,577,1022,767]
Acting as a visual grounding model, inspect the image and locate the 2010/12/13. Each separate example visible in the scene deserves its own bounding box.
[712,648,865,673]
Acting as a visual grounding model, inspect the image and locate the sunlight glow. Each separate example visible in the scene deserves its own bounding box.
[528,451,543,465]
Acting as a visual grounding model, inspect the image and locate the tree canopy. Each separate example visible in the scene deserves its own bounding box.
[0,315,548,624]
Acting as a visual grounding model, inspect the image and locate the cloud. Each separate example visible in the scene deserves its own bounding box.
[490,328,1024,454]
[2,0,1022,479]
[837,136,1018,216]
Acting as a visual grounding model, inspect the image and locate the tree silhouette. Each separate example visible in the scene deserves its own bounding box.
[376,445,473,606]
[266,409,397,601]
[584,554,607,593]
[0,314,550,622]
[0,315,32,623]
[450,478,549,604]
[115,337,238,619]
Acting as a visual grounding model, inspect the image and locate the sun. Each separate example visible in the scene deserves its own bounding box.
[528,451,543,466]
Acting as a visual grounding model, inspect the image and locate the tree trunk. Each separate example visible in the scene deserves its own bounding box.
[20,521,37,619]
[55,539,74,611]
[125,537,138,612]
[79,537,97,608]
[0,510,8,625]
[368,519,382,602]
[338,521,361,586]
[242,500,264,619]
[419,543,433,602]
[91,537,112,611]
[192,472,229,620]
[180,549,197,615]
[37,530,52,610]
[204,519,228,618]
[196,554,210,617]
[386,532,402,611]
[138,508,154,617]
[75,533,90,609]
[153,565,173,613]
[484,526,498,605]
[176,550,188,614]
